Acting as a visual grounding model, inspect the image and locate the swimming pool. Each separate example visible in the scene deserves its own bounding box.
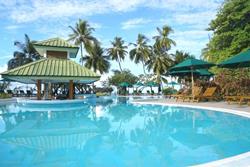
[0,97,250,166]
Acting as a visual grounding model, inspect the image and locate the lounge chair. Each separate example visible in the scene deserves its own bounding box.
[26,90,32,97]
[224,95,241,104]
[185,87,217,102]
[174,86,201,102]
[7,90,13,95]
[170,92,187,101]
[239,96,250,106]
[182,86,202,102]
[19,90,25,97]
[7,89,18,97]
[224,95,250,106]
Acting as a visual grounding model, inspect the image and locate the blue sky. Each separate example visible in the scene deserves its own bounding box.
[0,0,223,75]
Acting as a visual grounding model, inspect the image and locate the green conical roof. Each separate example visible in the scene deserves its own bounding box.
[34,37,78,48]
[1,59,100,83]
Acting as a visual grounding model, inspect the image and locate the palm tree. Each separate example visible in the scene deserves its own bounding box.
[8,34,40,70]
[146,43,173,93]
[68,19,98,65]
[153,25,176,52]
[172,50,194,65]
[107,37,127,72]
[82,43,110,74]
[145,25,176,93]
[146,48,172,83]
[129,34,151,74]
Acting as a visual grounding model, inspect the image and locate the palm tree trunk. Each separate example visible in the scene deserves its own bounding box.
[142,61,147,75]
[118,57,123,72]
[80,43,83,66]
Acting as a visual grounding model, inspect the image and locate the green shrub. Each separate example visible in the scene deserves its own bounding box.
[0,93,11,99]
[162,87,177,95]
[96,92,109,97]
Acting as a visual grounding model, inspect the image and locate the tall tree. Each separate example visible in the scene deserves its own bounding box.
[68,19,98,65]
[129,34,151,74]
[153,25,176,52]
[172,50,194,65]
[82,43,110,74]
[107,37,127,72]
[146,25,175,92]
[146,45,172,85]
[8,34,41,70]
[202,0,250,63]
[108,70,138,86]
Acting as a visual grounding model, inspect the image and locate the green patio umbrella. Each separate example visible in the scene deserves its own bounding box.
[146,81,158,93]
[168,81,178,85]
[119,82,131,87]
[169,69,213,77]
[146,81,158,87]
[218,49,250,68]
[170,58,215,97]
[167,81,179,89]
[133,82,144,87]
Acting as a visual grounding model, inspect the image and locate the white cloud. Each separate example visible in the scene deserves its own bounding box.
[172,30,211,40]
[121,18,152,29]
[174,11,217,27]
[107,0,145,12]
[147,0,220,11]
[5,25,22,30]
[90,22,102,29]
[1,0,222,23]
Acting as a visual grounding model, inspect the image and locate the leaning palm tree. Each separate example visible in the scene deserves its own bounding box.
[153,25,176,52]
[82,43,110,74]
[107,37,127,72]
[129,34,151,74]
[68,19,98,65]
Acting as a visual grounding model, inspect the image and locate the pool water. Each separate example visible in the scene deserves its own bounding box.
[0,97,250,166]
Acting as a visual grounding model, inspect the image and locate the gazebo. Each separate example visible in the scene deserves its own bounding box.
[1,38,100,100]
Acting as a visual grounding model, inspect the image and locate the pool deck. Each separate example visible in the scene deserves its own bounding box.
[132,97,250,167]
[133,98,250,113]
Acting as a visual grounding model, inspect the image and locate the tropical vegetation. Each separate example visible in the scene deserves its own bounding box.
[68,19,98,66]
[202,0,250,63]
[145,25,176,92]
[108,70,138,86]
[107,37,128,72]
[8,34,41,70]
[202,0,250,95]
[82,43,110,74]
[129,34,151,74]
[7,0,249,96]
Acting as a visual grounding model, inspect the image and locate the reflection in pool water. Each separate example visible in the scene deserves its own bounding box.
[0,97,250,166]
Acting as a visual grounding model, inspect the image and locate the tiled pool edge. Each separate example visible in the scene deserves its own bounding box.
[0,98,17,105]
[132,101,250,167]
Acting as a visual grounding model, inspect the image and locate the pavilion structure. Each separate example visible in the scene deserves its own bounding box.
[1,38,100,100]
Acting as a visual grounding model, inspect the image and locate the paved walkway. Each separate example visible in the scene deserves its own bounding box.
[133,98,250,113]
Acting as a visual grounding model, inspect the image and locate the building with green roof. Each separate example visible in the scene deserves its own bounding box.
[1,37,100,100]
[33,37,79,59]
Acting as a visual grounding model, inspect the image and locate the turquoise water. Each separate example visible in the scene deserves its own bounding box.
[0,97,250,167]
